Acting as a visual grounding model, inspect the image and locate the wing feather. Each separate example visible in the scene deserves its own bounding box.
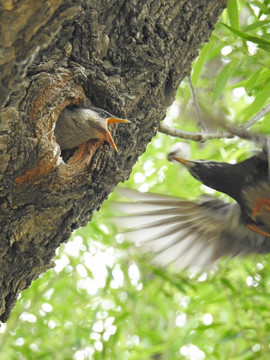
[112,188,270,269]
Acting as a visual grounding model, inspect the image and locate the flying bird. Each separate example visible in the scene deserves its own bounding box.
[113,149,270,270]
[55,106,130,151]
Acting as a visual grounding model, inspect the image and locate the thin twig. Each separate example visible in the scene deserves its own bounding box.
[242,103,270,129]
[159,124,232,142]
[187,76,208,132]
[159,122,270,145]
[159,102,270,144]
[224,124,268,148]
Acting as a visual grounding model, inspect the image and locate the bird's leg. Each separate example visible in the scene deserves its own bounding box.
[247,223,270,237]
[252,198,270,217]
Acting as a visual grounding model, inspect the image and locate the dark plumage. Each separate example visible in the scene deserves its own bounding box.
[113,150,270,270]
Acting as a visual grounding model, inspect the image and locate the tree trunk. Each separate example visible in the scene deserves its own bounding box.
[0,0,227,322]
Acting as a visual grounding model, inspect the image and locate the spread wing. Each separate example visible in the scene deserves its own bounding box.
[112,188,270,270]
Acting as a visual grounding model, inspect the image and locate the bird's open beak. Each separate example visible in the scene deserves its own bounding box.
[107,117,130,124]
[104,118,130,151]
[168,153,195,169]
[104,130,118,152]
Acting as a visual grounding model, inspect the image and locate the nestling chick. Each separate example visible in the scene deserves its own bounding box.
[55,107,130,151]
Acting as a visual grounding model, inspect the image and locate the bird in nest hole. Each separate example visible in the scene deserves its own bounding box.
[55,106,130,152]
[113,147,270,270]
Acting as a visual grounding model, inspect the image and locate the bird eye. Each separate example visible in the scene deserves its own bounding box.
[100,111,106,117]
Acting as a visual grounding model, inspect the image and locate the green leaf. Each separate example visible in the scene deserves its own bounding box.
[245,68,262,95]
[242,79,270,121]
[257,43,270,53]
[245,20,270,32]
[220,330,241,343]
[227,0,239,31]
[220,277,237,294]
[251,1,270,16]
[212,59,239,103]
[222,23,270,47]
[192,41,214,86]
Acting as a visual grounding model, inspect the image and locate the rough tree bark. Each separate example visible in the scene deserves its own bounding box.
[0,0,227,322]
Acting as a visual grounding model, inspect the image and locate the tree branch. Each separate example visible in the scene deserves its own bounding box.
[242,103,270,129]
[159,103,270,144]
[158,124,232,142]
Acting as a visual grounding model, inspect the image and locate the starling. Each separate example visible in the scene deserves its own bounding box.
[114,149,270,269]
[55,107,130,151]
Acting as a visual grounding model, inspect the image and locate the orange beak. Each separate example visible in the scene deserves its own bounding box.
[104,130,118,151]
[107,117,130,125]
[171,156,188,165]
[168,152,187,164]
[104,118,130,151]
[168,153,195,169]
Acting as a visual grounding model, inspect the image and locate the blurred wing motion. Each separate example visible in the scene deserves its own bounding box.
[113,188,270,270]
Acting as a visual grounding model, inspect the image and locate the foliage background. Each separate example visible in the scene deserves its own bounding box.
[1,0,270,359]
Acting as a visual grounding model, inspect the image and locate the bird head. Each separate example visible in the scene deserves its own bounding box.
[168,147,268,204]
[80,107,130,151]
[168,148,244,200]
[55,106,130,151]
[167,150,209,182]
